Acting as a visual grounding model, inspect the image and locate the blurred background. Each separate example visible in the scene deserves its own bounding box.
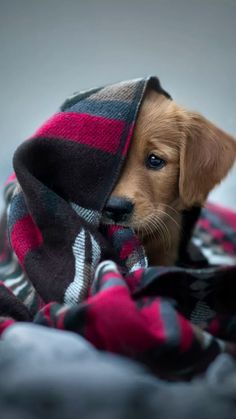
[0,0,235,210]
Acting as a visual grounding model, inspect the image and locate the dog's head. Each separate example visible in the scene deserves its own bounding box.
[102,88,236,242]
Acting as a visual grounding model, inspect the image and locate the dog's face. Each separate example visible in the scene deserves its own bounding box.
[102,89,236,263]
[103,90,182,238]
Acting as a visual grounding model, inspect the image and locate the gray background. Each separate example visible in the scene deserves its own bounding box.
[0,0,235,209]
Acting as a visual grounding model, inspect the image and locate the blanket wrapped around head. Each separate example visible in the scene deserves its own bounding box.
[0,76,236,379]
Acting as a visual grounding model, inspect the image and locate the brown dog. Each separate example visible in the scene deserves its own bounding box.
[102,88,236,266]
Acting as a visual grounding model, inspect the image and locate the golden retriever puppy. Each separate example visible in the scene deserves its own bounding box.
[102,88,236,266]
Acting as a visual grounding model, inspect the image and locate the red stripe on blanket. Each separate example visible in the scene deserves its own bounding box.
[178,314,194,352]
[106,225,121,238]
[4,172,17,186]
[141,299,166,343]
[11,215,43,265]
[206,202,236,231]
[120,239,139,260]
[31,112,126,154]
[84,287,160,354]
[0,319,15,335]
[122,123,135,156]
[126,269,144,294]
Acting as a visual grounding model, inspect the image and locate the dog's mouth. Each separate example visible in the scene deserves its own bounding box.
[100,213,150,240]
[100,214,131,228]
[101,198,174,243]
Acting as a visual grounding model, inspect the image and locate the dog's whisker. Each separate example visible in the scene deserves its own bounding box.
[153,209,180,230]
[133,210,175,252]
[144,215,171,251]
[152,216,172,250]
[146,220,160,242]
[160,203,179,216]
[135,215,155,241]
[154,219,171,251]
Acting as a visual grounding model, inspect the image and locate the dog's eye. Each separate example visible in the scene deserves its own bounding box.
[146,154,166,170]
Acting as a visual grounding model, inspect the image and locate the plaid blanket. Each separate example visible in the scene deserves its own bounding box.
[0,76,236,379]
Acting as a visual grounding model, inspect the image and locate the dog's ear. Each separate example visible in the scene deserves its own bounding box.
[179,112,236,207]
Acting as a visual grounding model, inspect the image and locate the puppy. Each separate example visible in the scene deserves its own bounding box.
[102,88,236,266]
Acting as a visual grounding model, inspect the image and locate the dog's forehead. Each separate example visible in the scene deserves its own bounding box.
[134,91,180,140]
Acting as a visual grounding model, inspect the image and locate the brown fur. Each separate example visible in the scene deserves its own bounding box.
[110,89,236,266]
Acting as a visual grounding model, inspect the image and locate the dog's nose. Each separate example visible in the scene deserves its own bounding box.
[103,197,134,223]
